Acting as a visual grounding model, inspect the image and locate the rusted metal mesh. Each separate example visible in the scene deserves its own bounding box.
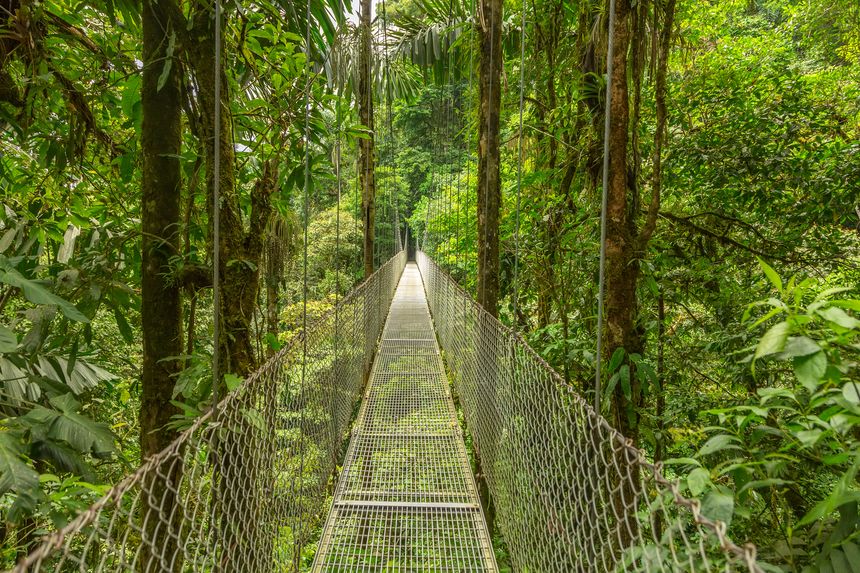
[8,252,407,573]
[417,251,761,573]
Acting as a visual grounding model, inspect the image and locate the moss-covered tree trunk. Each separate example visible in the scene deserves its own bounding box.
[186,5,276,569]
[473,0,503,537]
[359,0,376,278]
[600,0,676,553]
[140,0,183,569]
[476,0,502,318]
[604,0,640,441]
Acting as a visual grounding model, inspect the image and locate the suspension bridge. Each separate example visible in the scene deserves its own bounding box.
[6,2,756,564]
[8,250,760,572]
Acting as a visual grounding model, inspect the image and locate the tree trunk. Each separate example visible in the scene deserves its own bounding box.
[601,0,644,554]
[473,0,503,538]
[140,0,183,568]
[601,0,677,554]
[359,0,376,278]
[187,7,276,569]
[476,0,502,318]
[603,0,641,441]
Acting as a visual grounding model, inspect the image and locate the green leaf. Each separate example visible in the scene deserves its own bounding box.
[793,351,827,392]
[662,457,702,468]
[687,467,711,496]
[758,257,782,294]
[816,307,860,330]
[156,33,176,92]
[52,412,114,456]
[618,365,631,400]
[795,429,825,447]
[242,407,266,433]
[0,433,39,497]
[841,542,860,572]
[842,382,860,405]
[782,336,821,358]
[755,321,790,360]
[701,489,734,527]
[798,462,860,527]
[698,434,741,457]
[829,549,852,573]
[830,300,860,312]
[608,347,626,372]
[0,267,88,322]
[0,326,16,353]
[49,393,81,413]
[113,307,134,344]
[46,395,115,456]
[738,478,792,495]
[224,373,243,392]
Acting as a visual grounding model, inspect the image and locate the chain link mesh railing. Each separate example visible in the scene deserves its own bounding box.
[312,264,496,571]
[416,251,761,573]
[8,251,406,573]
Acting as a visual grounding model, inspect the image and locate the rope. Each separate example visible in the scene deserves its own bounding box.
[212,0,222,402]
[512,0,526,326]
[595,0,617,412]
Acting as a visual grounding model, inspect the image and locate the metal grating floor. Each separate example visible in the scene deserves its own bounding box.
[313,264,497,572]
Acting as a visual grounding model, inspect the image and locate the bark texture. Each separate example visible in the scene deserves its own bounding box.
[185,7,276,568]
[604,0,641,441]
[359,0,376,278]
[476,0,502,318]
[140,0,183,568]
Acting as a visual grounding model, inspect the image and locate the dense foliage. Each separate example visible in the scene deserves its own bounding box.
[0,0,858,569]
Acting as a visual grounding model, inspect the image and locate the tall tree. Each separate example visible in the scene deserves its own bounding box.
[602,0,676,442]
[602,0,638,438]
[139,0,183,566]
[184,5,276,568]
[476,0,502,317]
[359,0,377,277]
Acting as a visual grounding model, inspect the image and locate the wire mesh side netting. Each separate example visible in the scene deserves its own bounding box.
[8,251,407,573]
[416,251,762,573]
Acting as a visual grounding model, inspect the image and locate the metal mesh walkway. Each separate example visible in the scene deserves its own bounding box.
[312,263,497,572]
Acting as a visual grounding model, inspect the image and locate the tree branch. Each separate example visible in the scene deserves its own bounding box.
[658,211,794,263]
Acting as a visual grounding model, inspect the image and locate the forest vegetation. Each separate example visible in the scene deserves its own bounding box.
[0,0,858,569]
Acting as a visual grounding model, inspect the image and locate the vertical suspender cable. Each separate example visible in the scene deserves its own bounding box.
[512,0,526,326]
[297,0,313,545]
[355,143,361,269]
[332,97,342,451]
[462,0,475,289]
[380,0,400,255]
[380,0,399,256]
[595,0,617,413]
[212,0,222,402]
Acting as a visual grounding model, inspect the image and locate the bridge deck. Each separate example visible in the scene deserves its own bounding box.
[313,263,497,572]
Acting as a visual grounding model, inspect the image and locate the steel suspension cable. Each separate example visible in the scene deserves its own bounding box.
[595,0,617,412]
[297,0,314,544]
[380,0,400,254]
[355,141,361,273]
[461,0,476,290]
[332,90,343,453]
